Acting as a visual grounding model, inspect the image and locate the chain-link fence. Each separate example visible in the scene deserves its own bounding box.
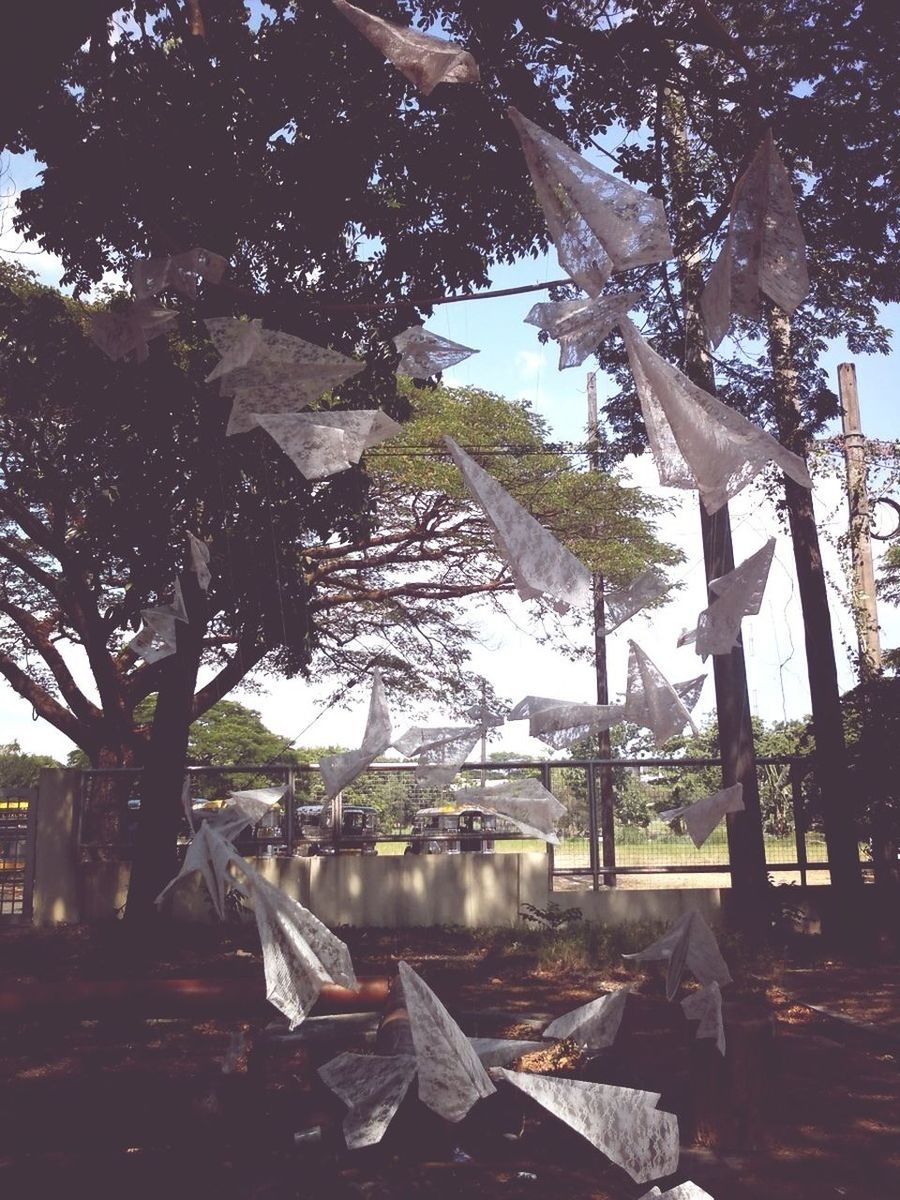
[77,753,850,890]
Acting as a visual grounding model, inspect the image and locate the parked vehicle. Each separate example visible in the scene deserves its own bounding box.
[297,803,378,855]
[404,806,498,855]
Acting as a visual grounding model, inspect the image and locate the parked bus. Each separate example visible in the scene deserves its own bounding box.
[404,806,498,855]
[297,803,378,855]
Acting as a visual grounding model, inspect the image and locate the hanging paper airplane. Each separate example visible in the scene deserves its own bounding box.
[622,910,732,1002]
[640,1184,715,1200]
[332,0,479,95]
[187,531,211,592]
[525,291,640,369]
[660,783,745,849]
[619,317,812,514]
[253,409,401,481]
[679,539,776,658]
[543,987,630,1049]
[236,867,357,1029]
[90,300,176,362]
[600,565,671,634]
[131,247,227,300]
[701,133,809,349]
[494,1069,680,1184]
[445,436,592,613]
[155,820,239,920]
[392,724,481,786]
[205,318,364,436]
[453,778,566,842]
[508,107,673,297]
[318,961,495,1145]
[127,578,189,664]
[224,786,287,826]
[508,695,625,750]
[681,981,726,1056]
[624,641,705,746]
[393,326,478,376]
[320,669,392,797]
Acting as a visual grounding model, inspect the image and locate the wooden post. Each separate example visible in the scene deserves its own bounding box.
[587,372,617,888]
[838,363,882,677]
[767,310,862,903]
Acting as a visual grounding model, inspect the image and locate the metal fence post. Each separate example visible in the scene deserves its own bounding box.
[285,766,295,856]
[790,759,809,888]
[599,758,617,888]
[540,762,554,889]
[587,762,600,891]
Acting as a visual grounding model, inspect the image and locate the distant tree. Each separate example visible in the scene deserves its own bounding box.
[0,741,61,791]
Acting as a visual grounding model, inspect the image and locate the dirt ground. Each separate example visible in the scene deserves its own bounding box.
[0,922,898,1200]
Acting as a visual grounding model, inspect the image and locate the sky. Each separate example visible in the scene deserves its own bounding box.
[1,134,898,764]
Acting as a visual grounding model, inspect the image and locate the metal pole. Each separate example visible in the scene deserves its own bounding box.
[587,372,617,887]
[838,363,882,678]
[586,761,601,892]
[285,766,295,855]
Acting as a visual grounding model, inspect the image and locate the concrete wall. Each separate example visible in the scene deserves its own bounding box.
[26,769,778,932]
[33,768,82,926]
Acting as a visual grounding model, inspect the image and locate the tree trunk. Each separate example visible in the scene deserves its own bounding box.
[125,569,208,922]
[766,307,862,904]
[662,89,769,931]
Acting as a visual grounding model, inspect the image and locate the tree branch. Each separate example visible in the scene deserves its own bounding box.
[0,649,90,749]
[0,597,101,726]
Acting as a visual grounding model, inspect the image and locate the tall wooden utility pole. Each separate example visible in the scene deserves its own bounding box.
[587,372,616,886]
[663,90,768,925]
[838,363,882,678]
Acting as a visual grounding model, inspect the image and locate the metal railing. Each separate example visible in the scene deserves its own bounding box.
[75,751,841,891]
[0,788,37,919]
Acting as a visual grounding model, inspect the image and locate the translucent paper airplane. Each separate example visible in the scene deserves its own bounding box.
[679,539,776,658]
[445,436,592,613]
[204,318,364,435]
[237,867,357,1028]
[640,1184,715,1200]
[469,1038,546,1067]
[399,960,496,1121]
[393,326,478,376]
[392,724,481,786]
[320,669,392,797]
[681,980,726,1056]
[624,642,704,746]
[508,695,625,750]
[155,820,238,919]
[600,565,671,634]
[127,578,188,663]
[623,910,732,1002]
[508,107,673,297]
[253,409,401,480]
[701,132,809,349]
[90,300,176,362]
[454,778,566,842]
[319,963,495,1146]
[543,987,629,1049]
[525,291,640,369]
[318,1050,418,1148]
[619,317,812,514]
[225,786,286,826]
[494,1069,680,1184]
[131,247,227,300]
[332,0,480,95]
[188,532,211,592]
[660,784,744,849]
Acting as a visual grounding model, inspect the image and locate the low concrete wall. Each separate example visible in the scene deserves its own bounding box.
[548,885,724,927]
[306,852,548,928]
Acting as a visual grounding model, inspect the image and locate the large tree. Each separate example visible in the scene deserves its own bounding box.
[0,262,677,912]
